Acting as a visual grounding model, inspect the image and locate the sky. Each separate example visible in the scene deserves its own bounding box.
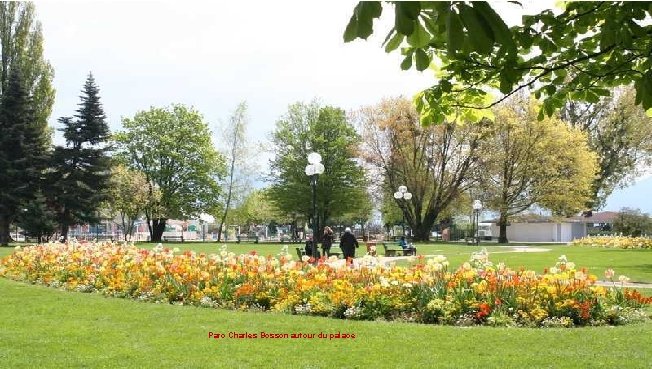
[33,1,652,214]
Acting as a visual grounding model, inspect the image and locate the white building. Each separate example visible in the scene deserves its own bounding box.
[486,212,617,242]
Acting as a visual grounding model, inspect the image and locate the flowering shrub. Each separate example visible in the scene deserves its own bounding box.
[1,242,650,327]
[571,236,652,249]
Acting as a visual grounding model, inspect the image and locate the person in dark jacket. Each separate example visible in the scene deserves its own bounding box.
[339,227,358,262]
[305,236,320,258]
[321,226,334,256]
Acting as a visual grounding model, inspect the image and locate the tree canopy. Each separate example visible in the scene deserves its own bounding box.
[560,87,652,211]
[0,2,54,245]
[357,97,490,241]
[50,74,112,240]
[267,101,368,240]
[0,68,48,245]
[106,164,150,241]
[115,104,226,242]
[345,2,652,124]
[0,2,55,128]
[479,95,598,242]
[216,102,253,242]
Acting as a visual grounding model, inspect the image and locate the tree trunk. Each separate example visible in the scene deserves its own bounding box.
[498,212,509,243]
[145,211,153,241]
[216,224,223,242]
[151,218,167,242]
[412,226,431,242]
[0,214,10,246]
[60,209,70,241]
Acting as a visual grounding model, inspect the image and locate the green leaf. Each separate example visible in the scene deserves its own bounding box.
[458,5,494,54]
[396,10,415,35]
[343,15,358,42]
[646,108,652,117]
[472,2,516,55]
[599,25,617,51]
[439,79,453,93]
[407,21,431,48]
[446,10,464,54]
[400,54,413,70]
[499,75,511,94]
[415,49,430,71]
[397,2,421,20]
[384,31,404,53]
[343,2,382,41]
[585,91,600,103]
[359,1,382,19]
[593,88,611,97]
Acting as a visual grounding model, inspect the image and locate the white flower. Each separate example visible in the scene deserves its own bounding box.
[618,275,630,284]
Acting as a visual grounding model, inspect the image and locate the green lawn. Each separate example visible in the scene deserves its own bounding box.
[0,277,651,369]
[2,242,652,367]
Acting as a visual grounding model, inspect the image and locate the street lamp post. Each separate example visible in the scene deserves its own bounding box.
[305,152,325,259]
[393,186,412,237]
[472,200,483,246]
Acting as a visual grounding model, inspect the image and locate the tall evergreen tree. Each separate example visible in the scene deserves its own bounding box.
[0,68,47,246]
[50,73,111,240]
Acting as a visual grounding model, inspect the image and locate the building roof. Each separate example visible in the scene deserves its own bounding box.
[484,211,618,224]
[566,211,618,224]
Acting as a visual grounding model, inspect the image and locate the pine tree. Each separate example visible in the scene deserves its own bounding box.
[0,68,48,246]
[51,73,111,240]
[17,190,57,243]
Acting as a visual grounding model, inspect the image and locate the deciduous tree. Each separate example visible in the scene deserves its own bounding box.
[357,97,490,241]
[106,164,150,241]
[479,96,598,243]
[345,2,652,124]
[560,87,652,211]
[267,101,368,241]
[612,208,652,237]
[0,2,55,128]
[115,105,226,242]
[216,102,253,242]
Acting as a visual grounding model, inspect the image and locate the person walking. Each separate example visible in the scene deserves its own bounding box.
[340,227,358,263]
[321,226,334,256]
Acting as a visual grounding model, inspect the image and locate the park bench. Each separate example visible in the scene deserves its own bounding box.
[295,247,342,259]
[237,235,259,243]
[162,235,184,242]
[382,242,417,257]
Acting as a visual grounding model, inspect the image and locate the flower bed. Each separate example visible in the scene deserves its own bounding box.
[571,236,652,249]
[1,242,650,327]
